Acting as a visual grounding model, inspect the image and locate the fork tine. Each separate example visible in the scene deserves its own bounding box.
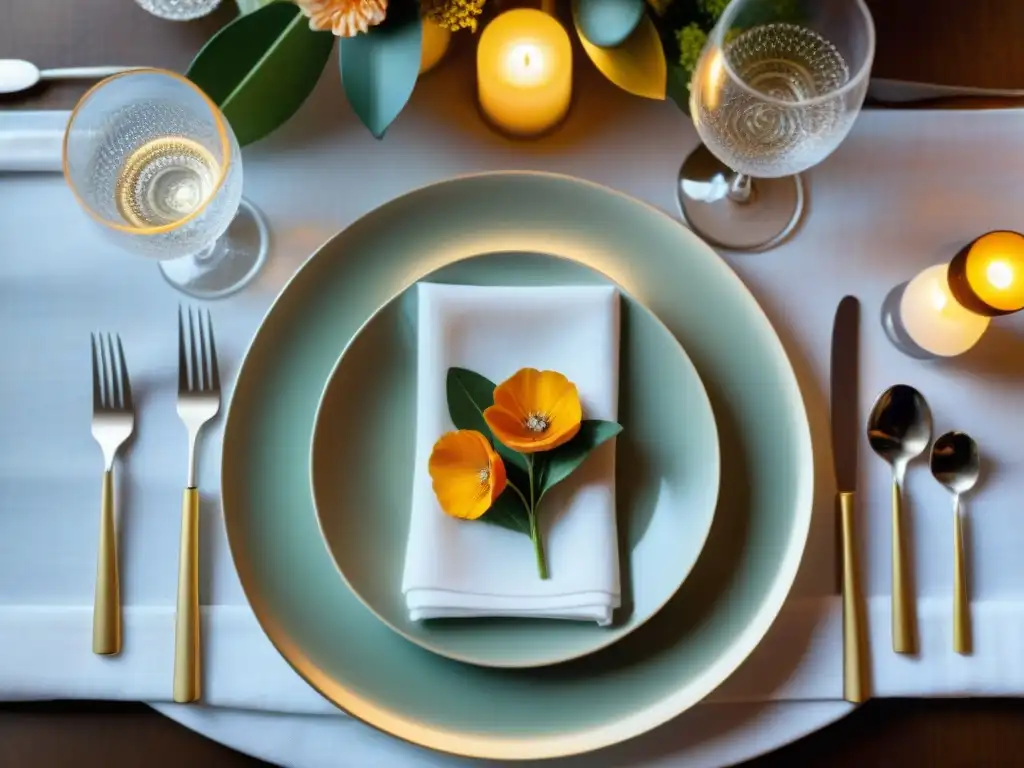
[91,333,102,411]
[106,333,122,409]
[207,310,220,393]
[198,309,210,392]
[99,332,113,409]
[116,334,133,411]
[178,306,188,394]
[188,307,200,392]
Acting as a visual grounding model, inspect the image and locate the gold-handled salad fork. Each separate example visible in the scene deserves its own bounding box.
[174,307,221,703]
[90,333,134,656]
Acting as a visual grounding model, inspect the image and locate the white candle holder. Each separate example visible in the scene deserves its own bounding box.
[882,263,990,360]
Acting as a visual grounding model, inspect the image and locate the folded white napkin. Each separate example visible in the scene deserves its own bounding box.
[0,111,69,172]
[401,283,622,624]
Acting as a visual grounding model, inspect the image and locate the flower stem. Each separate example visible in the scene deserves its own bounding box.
[526,454,549,579]
[530,510,548,579]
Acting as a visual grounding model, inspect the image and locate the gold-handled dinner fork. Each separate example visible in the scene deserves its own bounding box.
[174,307,221,703]
[90,333,134,656]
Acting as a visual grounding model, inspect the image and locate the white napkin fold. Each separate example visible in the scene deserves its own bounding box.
[0,111,69,172]
[401,283,622,624]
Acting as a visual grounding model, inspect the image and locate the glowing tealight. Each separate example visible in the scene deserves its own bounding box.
[477,9,572,137]
[948,230,1024,315]
[901,263,989,357]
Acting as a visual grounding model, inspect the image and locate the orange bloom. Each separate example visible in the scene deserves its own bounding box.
[428,430,507,520]
[483,368,582,454]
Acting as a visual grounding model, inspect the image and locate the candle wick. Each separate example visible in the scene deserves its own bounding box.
[524,52,531,68]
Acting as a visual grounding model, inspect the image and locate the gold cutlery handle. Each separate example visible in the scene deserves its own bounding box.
[839,491,869,703]
[93,469,121,656]
[953,503,971,654]
[891,478,916,654]
[174,488,201,703]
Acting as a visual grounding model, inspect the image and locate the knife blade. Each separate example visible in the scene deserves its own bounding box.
[830,295,869,704]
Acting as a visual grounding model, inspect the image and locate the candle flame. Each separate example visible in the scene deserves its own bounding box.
[986,259,1014,290]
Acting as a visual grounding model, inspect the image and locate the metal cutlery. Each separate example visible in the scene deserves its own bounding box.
[868,384,932,655]
[830,296,869,703]
[174,307,221,703]
[0,60,139,95]
[931,431,980,655]
[90,333,134,656]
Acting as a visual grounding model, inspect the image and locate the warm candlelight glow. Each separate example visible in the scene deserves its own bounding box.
[901,264,989,357]
[948,230,1024,315]
[505,43,547,86]
[477,9,572,137]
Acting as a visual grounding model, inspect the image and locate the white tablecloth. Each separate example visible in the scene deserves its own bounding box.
[3,55,1024,766]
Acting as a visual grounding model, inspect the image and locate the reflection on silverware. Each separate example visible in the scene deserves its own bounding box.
[830,296,869,703]
[0,60,139,95]
[868,384,931,655]
[90,333,134,656]
[174,307,221,703]
[931,431,980,655]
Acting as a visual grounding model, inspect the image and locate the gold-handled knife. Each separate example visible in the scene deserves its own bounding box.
[830,296,870,703]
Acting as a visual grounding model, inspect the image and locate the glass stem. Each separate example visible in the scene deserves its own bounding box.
[727,173,754,204]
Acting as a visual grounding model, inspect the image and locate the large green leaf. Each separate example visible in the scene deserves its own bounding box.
[340,6,422,139]
[538,419,622,498]
[187,3,334,147]
[576,12,667,100]
[445,368,528,472]
[480,488,530,534]
[574,0,645,48]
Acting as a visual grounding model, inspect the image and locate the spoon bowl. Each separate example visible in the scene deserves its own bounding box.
[867,384,932,474]
[931,431,980,496]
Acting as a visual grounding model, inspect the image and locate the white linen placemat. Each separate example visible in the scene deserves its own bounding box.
[403,284,621,624]
[0,111,69,173]
[5,66,1024,766]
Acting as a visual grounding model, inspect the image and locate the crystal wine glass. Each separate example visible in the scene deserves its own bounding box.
[63,68,268,299]
[678,0,875,251]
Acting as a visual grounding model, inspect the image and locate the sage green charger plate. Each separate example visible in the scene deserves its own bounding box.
[222,172,813,760]
[309,253,721,669]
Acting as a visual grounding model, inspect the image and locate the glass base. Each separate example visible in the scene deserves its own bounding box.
[676,144,805,252]
[159,198,269,300]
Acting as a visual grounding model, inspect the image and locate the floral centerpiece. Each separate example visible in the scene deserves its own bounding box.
[184,0,740,144]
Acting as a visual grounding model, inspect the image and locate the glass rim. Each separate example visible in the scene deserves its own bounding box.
[710,0,876,109]
[62,67,233,237]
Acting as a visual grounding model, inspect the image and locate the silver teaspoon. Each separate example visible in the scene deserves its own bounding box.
[868,384,932,655]
[931,431,980,655]
[0,60,139,95]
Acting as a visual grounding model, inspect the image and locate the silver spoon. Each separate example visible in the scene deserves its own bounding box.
[0,60,139,95]
[930,431,980,655]
[868,384,932,655]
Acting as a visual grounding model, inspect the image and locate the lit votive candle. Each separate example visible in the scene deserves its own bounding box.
[419,19,451,75]
[477,9,572,138]
[947,230,1024,316]
[898,264,990,357]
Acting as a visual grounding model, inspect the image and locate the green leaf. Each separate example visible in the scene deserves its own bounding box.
[235,0,276,14]
[187,3,334,147]
[340,6,422,139]
[574,0,646,48]
[480,488,530,534]
[576,13,667,100]
[539,420,622,497]
[666,61,692,115]
[445,368,528,472]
